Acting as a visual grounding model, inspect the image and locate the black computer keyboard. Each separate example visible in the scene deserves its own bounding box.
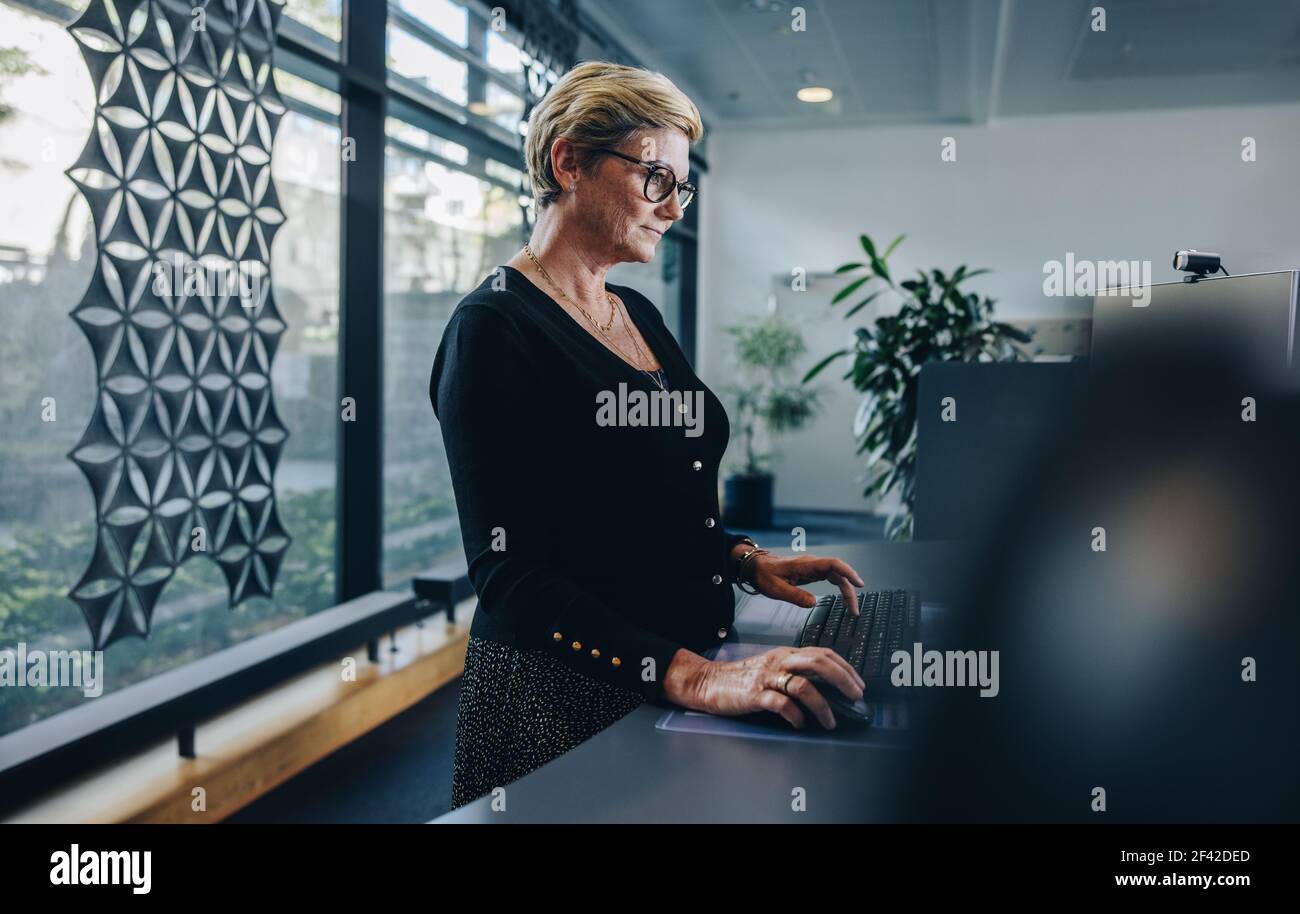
[798,590,921,691]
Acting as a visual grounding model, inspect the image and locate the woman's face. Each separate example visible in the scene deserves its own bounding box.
[577,127,690,266]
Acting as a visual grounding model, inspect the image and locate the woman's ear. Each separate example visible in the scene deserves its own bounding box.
[549,137,582,196]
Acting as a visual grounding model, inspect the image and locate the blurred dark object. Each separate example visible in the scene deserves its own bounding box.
[723,473,774,528]
[909,327,1300,822]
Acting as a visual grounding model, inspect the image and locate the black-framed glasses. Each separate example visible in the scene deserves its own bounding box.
[592,148,697,210]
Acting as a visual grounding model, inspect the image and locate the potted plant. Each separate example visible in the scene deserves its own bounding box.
[722,314,820,528]
[803,232,1034,540]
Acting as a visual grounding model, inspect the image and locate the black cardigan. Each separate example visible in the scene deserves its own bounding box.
[429,265,751,704]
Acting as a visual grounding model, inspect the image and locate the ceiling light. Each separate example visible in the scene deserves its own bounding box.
[797,86,833,103]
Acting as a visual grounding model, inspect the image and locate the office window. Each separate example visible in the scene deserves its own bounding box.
[0,0,100,735]
[395,0,468,46]
[380,117,522,588]
[282,0,343,45]
[386,115,468,164]
[276,69,343,119]
[388,25,469,106]
[394,0,531,81]
[484,28,524,77]
[484,156,524,187]
[386,0,527,151]
[0,0,341,734]
[264,78,343,612]
[480,78,524,133]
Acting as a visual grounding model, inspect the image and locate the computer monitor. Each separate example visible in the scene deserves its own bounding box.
[1090,270,1300,391]
[914,361,1089,541]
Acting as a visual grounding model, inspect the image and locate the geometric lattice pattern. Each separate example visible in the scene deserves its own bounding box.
[65,0,291,649]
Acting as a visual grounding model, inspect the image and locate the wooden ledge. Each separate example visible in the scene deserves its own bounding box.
[4,602,476,824]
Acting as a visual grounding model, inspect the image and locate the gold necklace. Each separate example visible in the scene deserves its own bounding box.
[523,243,617,332]
[591,301,655,374]
[614,307,667,391]
[621,307,667,390]
[520,244,661,379]
[520,244,655,374]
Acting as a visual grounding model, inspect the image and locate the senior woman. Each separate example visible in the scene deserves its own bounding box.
[430,61,867,810]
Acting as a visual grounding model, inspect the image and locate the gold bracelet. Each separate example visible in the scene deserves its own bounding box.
[736,547,769,590]
[730,543,761,582]
[727,538,756,578]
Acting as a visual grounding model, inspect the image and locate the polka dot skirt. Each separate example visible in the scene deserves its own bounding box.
[450,635,645,810]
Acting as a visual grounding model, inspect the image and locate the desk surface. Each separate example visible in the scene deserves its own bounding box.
[432,540,973,824]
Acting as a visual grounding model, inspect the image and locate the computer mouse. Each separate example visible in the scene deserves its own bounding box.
[808,677,874,728]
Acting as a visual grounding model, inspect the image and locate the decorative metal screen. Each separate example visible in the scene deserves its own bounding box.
[496,0,579,80]
[65,0,291,649]
[513,0,578,236]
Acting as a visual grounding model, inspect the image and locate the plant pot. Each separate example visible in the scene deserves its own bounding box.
[723,473,774,529]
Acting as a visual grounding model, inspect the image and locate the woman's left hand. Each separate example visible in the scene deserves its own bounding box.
[748,553,866,614]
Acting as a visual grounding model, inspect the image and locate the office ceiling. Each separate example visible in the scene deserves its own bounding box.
[580,0,1300,128]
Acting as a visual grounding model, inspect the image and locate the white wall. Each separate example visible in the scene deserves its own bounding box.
[698,101,1300,512]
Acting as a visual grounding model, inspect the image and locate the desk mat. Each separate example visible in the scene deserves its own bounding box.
[653,641,913,749]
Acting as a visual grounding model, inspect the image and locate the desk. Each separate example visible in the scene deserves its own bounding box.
[432,540,973,824]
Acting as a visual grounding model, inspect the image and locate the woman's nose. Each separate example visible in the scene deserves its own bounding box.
[658,195,684,221]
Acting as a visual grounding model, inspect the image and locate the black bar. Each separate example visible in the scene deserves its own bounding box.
[277,16,343,67]
[275,43,343,100]
[412,562,473,625]
[337,1,388,602]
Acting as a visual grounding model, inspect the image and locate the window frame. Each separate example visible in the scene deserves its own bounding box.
[272,0,532,603]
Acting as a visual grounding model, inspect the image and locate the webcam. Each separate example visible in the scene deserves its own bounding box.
[1173,249,1228,281]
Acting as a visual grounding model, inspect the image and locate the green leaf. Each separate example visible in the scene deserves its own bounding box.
[843,290,884,318]
[831,275,871,304]
[802,349,849,383]
[823,234,1010,524]
[870,255,891,284]
[862,475,888,497]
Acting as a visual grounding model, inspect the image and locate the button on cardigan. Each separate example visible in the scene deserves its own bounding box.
[429,265,753,704]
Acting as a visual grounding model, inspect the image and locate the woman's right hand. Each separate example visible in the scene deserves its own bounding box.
[663,646,865,730]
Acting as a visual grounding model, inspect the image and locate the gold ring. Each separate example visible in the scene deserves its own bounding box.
[776,671,793,695]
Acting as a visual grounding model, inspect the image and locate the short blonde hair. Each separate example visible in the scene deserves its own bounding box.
[524,60,704,209]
